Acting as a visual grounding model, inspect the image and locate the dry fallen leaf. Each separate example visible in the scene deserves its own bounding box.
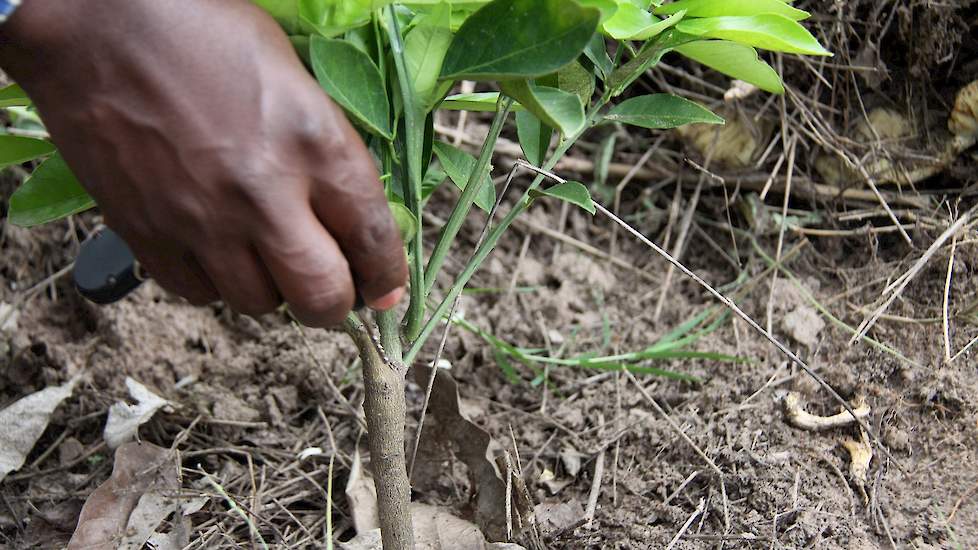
[346,446,380,534]
[104,377,174,449]
[342,442,526,550]
[68,442,179,550]
[675,112,767,169]
[412,366,532,541]
[339,503,525,550]
[949,79,978,144]
[0,374,80,481]
[842,430,873,503]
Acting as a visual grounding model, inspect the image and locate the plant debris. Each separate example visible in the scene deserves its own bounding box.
[0,374,80,481]
[783,392,871,432]
[67,442,179,550]
[411,365,532,541]
[104,377,174,449]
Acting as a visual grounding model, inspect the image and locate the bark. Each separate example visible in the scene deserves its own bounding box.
[343,314,414,550]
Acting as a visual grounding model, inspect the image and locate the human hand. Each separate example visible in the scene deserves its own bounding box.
[0,0,408,326]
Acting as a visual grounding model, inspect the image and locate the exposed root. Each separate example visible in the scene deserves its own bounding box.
[783,392,871,432]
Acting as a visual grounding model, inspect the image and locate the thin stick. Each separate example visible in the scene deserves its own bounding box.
[201,469,270,550]
[515,161,905,472]
[290,321,365,431]
[408,164,521,479]
[666,498,706,550]
[942,234,958,364]
[583,448,605,528]
[766,135,797,336]
[852,205,978,344]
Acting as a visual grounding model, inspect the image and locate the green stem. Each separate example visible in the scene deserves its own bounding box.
[405,95,609,365]
[376,308,404,363]
[383,7,427,343]
[421,99,513,294]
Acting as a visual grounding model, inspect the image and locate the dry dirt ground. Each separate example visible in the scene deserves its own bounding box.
[2,1,978,549]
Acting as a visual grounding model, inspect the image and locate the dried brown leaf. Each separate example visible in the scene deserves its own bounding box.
[0,375,80,481]
[104,378,173,449]
[67,442,178,550]
[339,503,524,550]
[346,446,380,534]
[412,366,532,541]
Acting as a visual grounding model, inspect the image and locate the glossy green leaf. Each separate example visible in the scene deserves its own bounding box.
[404,2,454,111]
[299,0,394,37]
[310,36,392,139]
[389,201,419,242]
[499,80,585,136]
[432,142,495,212]
[0,136,56,169]
[253,0,302,33]
[583,33,614,81]
[8,154,96,227]
[515,111,551,167]
[602,4,685,40]
[440,0,600,80]
[439,92,526,111]
[0,84,30,108]
[530,181,595,214]
[576,0,619,20]
[605,94,723,129]
[655,0,809,20]
[675,40,783,93]
[676,14,831,56]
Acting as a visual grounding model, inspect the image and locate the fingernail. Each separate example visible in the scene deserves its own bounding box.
[369,286,405,311]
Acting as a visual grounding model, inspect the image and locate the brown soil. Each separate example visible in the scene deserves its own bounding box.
[2,1,978,549]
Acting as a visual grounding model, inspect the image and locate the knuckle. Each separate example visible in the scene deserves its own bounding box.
[347,210,401,256]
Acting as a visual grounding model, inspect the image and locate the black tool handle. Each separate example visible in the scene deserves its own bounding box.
[73,228,144,304]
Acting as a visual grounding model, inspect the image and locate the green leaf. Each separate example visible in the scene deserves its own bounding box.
[431,142,495,212]
[0,83,30,108]
[675,40,783,93]
[310,36,392,139]
[556,60,596,107]
[440,0,600,80]
[499,80,585,136]
[583,33,614,81]
[298,0,394,37]
[404,2,455,111]
[439,92,526,112]
[655,0,809,21]
[0,136,56,169]
[421,166,448,201]
[8,154,96,227]
[605,93,723,129]
[530,181,595,214]
[576,0,619,20]
[515,111,551,167]
[388,201,419,242]
[676,14,831,56]
[602,4,685,40]
[607,29,698,96]
[253,0,302,34]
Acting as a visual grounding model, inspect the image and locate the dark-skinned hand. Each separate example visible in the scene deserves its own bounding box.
[0,0,408,326]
